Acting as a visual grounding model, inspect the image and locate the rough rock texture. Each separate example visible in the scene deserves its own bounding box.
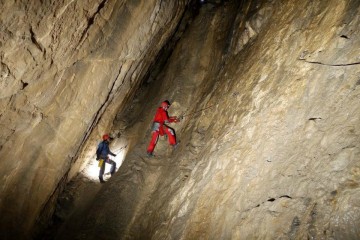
[1,0,360,239]
[0,0,189,239]
[51,0,360,239]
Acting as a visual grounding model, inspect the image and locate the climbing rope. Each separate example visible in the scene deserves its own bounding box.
[180,91,239,119]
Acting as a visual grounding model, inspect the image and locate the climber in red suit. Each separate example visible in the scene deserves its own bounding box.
[147,100,180,156]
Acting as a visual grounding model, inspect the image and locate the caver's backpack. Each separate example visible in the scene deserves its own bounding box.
[96,141,106,160]
[96,141,105,167]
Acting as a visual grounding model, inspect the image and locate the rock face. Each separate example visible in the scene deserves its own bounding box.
[1,0,360,239]
[0,0,189,239]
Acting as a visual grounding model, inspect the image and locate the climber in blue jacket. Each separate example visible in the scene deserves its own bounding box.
[96,134,117,183]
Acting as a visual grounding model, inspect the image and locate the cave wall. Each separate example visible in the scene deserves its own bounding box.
[145,0,360,239]
[1,0,359,239]
[0,0,190,238]
[57,0,360,239]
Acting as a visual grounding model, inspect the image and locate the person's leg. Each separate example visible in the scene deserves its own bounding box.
[147,131,159,154]
[107,159,117,175]
[99,159,106,183]
[164,126,176,145]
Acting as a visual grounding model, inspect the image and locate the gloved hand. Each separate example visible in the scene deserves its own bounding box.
[170,116,180,123]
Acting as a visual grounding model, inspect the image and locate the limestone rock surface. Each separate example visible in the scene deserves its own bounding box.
[0,0,189,238]
[1,0,360,239]
[60,0,360,239]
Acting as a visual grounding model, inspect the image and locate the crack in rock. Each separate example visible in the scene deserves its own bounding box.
[240,195,294,214]
[30,27,45,53]
[20,80,29,90]
[78,0,108,47]
[299,58,360,67]
[308,117,322,121]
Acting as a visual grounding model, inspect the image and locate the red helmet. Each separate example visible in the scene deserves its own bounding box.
[102,134,110,140]
[161,100,170,109]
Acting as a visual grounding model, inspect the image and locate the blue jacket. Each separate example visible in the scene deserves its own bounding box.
[96,141,115,159]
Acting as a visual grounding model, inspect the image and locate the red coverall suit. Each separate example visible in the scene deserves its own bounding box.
[147,105,178,155]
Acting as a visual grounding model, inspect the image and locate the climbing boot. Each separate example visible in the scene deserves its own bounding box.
[99,176,105,183]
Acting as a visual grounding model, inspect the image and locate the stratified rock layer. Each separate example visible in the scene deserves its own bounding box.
[1,0,360,239]
[65,0,360,239]
[0,0,189,238]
